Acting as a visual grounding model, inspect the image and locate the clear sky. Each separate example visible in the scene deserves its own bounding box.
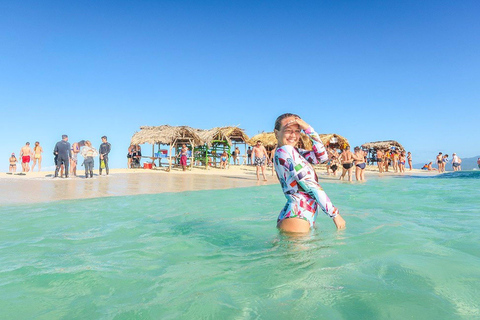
[1,0,479,171]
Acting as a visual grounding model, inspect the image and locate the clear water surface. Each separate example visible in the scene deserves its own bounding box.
[1,172,479,319]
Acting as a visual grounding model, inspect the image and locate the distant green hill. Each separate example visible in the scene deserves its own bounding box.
[415,155,480,171]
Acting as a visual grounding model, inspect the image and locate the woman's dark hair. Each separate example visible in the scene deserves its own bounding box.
[274,113,300,131]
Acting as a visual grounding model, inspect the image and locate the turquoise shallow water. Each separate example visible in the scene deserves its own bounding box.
[1,172,480,319]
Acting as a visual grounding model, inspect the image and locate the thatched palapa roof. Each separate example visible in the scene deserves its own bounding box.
[361,140,405,151]
[248,132,349,151]
[319,134,349,150]
[131,125,203,146]
[247,132,313,150]
[195,126,249,147]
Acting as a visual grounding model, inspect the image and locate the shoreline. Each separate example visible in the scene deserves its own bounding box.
[0,165,440,205]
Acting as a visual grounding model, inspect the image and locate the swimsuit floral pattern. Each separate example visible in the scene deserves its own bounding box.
[274,126,338,227]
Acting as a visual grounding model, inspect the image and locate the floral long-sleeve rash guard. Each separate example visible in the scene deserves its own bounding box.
[274,126,339,227]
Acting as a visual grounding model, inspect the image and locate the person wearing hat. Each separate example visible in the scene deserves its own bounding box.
[99,136,111,175]
[54,134,71,178]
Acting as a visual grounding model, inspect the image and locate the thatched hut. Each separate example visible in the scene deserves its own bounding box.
[361,140,405,163]
[247,132,313,151]
[195,126,250,167]
[319,134,350,150]
[130,125,203,171]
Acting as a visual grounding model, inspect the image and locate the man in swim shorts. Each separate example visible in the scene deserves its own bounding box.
[339,146,354,181]
[20,142,32,173]
[54,135,71,178]
[436,152,443,172]
[251,140,268,181]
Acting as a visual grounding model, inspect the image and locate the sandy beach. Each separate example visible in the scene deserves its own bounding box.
[1,165,438,205]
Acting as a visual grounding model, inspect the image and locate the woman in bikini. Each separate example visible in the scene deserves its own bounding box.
[407,152,412,171]
[398,151,406,173]
[9,153,18,173]
[273,113,346,233]
[353,146,366,181]
[31,141,43,172]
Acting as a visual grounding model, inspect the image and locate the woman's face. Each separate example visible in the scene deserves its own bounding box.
[275,116,301,147]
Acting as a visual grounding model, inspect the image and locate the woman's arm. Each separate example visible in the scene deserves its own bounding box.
[281,145,339,219]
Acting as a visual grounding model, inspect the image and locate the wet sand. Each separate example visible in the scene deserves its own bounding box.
[1,165,438,205]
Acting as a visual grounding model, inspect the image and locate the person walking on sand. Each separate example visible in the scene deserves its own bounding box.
[99,136,111,176]
[81,140,98,178]
[251,140,268,181]
[407,151,413,171]
[353,146,366,181]
[20,142,32,173]
[9,153,18,173]
[54,135,71,178]
[339,146,354,181]
[273,113,345,233]
[31,141,43,172]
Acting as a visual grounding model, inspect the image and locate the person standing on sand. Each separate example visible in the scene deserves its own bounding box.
[436,152,443,172]
[273,113,345,233]
[99,136,111,176]
[31,141,43,172]
[232,147,240,165]
[399,151,406,173]
[70,141,80,177]
[451,153,461,171]
[353,146,366,181]
[54,135,70,178]
[384,149,390,172]
[376,149,384,173]
[179,144,189,171]
[407,152,412,171]
[9,153,18,173]
[251,140,268,181]
[247,147,252,165]
[20,142,32,173]
[81,140,98,178]
[339,146,354,181]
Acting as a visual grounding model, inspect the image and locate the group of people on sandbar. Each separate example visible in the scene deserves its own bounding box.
[53,135,111,178]
[9,142,44,173]
[324,145,368,181]
[421,152,462,172]
[9,135,111,178]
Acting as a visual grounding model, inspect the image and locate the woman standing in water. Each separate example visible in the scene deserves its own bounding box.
[273,113,346,233]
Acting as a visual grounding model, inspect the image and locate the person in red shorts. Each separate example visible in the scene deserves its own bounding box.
[20,142,32,172]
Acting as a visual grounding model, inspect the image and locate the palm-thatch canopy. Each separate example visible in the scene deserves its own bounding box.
[247,132,313,150]
[195,126,249,148]
[361,140,405,151]
[131,125,203,146]
[320,134,350,150]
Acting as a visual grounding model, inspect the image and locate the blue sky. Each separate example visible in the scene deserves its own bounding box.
[1,0,479,170]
